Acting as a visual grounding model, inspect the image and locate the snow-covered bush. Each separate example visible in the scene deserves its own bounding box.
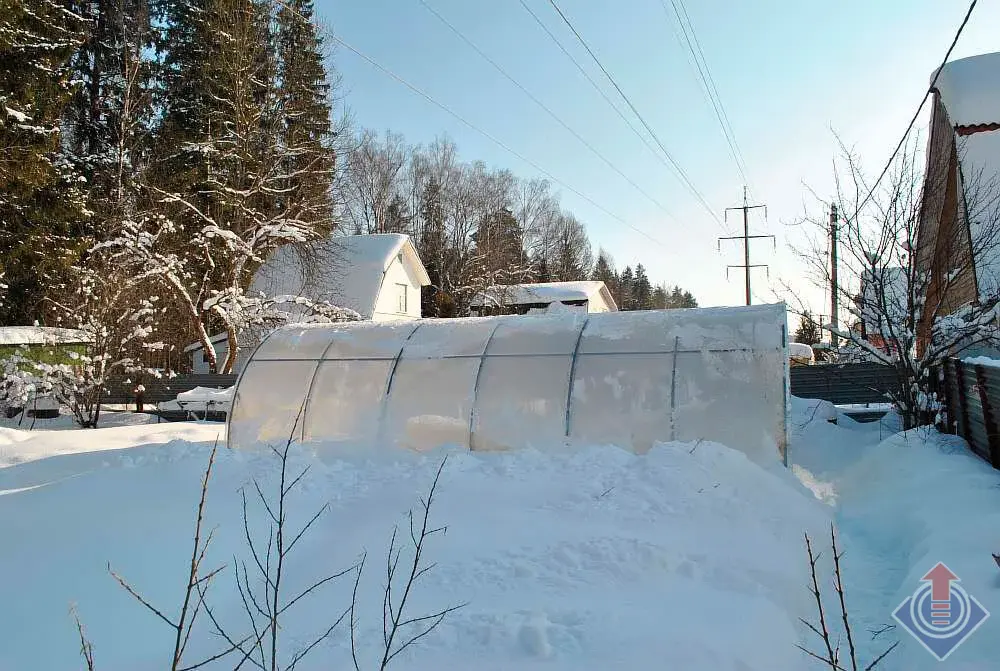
[39,259,168,427]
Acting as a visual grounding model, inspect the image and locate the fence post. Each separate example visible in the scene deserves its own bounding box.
[954,361,972,440]
[974,364,1000,469]
[941,360,956,434]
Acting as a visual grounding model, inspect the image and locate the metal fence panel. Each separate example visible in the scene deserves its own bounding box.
[789,363,896,405]
[940,358,1000,469]
[103,374,237,404]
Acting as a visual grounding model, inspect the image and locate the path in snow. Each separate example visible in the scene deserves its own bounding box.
[789,398,1000,670]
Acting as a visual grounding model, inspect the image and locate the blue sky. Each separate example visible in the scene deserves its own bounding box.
[317,0,998,312]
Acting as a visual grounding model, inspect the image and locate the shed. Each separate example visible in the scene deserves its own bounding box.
[0,326,92,363]
[469,281,618,316]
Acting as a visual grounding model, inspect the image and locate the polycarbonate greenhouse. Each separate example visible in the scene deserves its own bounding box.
[227,303,790,465]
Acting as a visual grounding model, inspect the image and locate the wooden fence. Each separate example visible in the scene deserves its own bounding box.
[940,358,1000,468]
[788,362,897,405]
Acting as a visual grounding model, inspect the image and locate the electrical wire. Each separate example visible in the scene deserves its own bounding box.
[852,0,977,221]
[661,0,751,193]
[418,0,676,222]
[544,0,722,226]
[327,31,668,247]
[516,0,687,192]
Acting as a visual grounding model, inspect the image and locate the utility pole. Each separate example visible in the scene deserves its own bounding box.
[719,187,772,305]
[830,203,839,348]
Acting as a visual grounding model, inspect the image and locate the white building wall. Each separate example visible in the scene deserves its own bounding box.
[191,339,243,374]
[372,256,423,321]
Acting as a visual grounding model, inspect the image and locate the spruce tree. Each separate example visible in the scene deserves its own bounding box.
[0,0,86,324]
[618,266,634,310]
[64,0,152,234]
[651,284,668,309]
[591,249,618,296]
[795,310,821,345]
[276,0,336,234]
[632,263,652,310]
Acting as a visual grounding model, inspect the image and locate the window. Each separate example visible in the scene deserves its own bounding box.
[396,283,408,313]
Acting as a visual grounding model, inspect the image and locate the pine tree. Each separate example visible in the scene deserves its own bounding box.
[384,194,412,233]
[664,285,698,309]
[534,255,551,282]
[632,263,652,310]
[591,248,618,296]
[0,0,87,324]
[472,207,525,275]
[64,0,152,240]
[419,178,445,288]
[795,310,821,345]
[651,284,668,309]
[618,266,634,310]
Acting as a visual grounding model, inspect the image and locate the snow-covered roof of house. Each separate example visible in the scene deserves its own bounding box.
[470,281,618,310]
[934,52,1000,128]
[0,326,93,346]
[251,233,430,318]
[183,332,230,354]
[930,52,1000,298]
[788,342,814,359]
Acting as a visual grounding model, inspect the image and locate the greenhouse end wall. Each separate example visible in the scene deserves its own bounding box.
[227,303,790,466]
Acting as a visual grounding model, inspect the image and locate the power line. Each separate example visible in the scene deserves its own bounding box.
[852,0,977,221]
[719,187,772,306]
[660,0,750,192]
[544,0,722,226]
[515,0,690,194]
[417,0,676,221]
[326,32,667,247]
[676,0,749,181]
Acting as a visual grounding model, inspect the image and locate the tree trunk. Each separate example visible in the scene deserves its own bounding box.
[220,325,239,374]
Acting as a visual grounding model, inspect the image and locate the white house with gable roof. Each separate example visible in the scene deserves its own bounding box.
[469,281,618,316]
[186,234,430,373]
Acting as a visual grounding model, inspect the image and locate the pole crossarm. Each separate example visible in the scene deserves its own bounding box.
[718,187,771,305]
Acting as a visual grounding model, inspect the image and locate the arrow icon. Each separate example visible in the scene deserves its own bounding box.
[923,562,959,602]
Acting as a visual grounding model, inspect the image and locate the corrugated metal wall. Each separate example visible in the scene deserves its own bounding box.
[788,363,897,405]
[941,358,1000,468]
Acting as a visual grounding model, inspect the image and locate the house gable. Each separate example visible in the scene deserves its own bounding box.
[250,233,429,320]
[372,249,426,320]
[917,53,1000,351]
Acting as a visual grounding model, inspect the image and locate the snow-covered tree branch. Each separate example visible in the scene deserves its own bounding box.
[791,135,1000,429]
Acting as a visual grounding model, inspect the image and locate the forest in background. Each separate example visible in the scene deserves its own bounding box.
[1,0,696,382]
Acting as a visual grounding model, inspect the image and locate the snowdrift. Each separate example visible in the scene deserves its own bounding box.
[0,426,828,670]
[229,304,790,465]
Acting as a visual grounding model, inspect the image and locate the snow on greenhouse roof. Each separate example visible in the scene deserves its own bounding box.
[229,304,790,465]
[251,233,430,318]
[0,326,92,346]
[470,281,616,309]
[933,52,1000,127]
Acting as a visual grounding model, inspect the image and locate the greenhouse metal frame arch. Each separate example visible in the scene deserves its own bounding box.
[228,304,789,465]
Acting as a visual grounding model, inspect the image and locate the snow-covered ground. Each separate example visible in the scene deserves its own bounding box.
[0,399,996,670]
